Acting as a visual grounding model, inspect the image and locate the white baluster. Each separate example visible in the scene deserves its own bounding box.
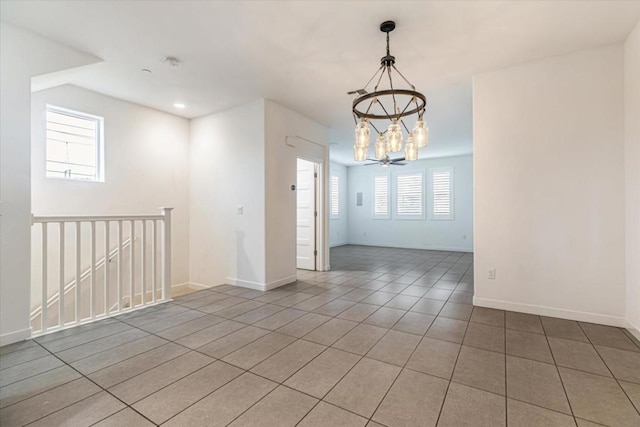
[90,221,96,319]
[75,221,81,324]
[118,220,123,311]
[130,220,135,308]
[151,220,157,302]
[41,223,48,333]
[59,222,65,327]
[160,207,173,301]
[104,221,110,315]
[141,220,146,305]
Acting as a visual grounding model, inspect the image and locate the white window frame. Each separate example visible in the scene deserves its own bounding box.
[330,174,340,218]
[428,166,455,221]
[372,173,390,219]
[45,104,105,182]
[392,169,425,220]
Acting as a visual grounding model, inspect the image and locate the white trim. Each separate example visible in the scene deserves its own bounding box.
[329,242,348,248]
[427,166,455,221]
[31,299,173,340]
[171,282,213,293]
[372,172,390,219]
[45,104,105,183]
[225,275,297,291]
[392,169,426,220]
[0,328,32,347]
[347,241,472,252]
[330,174,340,218]
[473,296,627,328]
[627,319,640,342]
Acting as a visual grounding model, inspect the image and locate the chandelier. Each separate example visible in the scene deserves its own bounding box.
[351,21,428,162]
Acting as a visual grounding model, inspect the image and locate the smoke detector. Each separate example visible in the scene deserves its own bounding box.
[163,56,181,67]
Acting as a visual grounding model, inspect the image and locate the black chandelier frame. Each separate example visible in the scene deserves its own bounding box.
[352,21,427,135]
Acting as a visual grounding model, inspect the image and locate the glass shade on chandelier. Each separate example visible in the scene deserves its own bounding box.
[355,119,371,148]
[351,21,428,163]
[412,118,428,148]
[354,145,367,161]
[386,120,403,153]
[404,135,418,161]
[374,134,387,159]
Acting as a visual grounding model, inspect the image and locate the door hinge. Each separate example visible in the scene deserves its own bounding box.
[314,250,318,256]
[314,211,318,217]
[314,172,318,178]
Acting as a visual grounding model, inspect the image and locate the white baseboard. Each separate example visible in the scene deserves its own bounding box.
[329,242,348,248]
[265,275,297,290]
[0,327,32,347]
[225,275,297,291]
[627,319,640,342]
[346,241,473,253]
[172,282,213,292]
[473,296,627,327]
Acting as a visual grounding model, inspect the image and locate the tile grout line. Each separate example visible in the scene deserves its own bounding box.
[363,280,456,425]
[21,339,161,427]
[577,322,640,417]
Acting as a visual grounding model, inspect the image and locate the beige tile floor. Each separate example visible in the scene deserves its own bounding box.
[1,245,639,426]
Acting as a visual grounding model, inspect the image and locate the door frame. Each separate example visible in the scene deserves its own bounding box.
[296,155,327,271]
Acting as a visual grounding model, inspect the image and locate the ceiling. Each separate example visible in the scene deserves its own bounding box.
[2,1,639,165]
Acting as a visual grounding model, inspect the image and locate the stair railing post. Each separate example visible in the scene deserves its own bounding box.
[160,207,173,301]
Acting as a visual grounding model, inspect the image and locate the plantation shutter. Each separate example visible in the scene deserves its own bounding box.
[396,173,423,216]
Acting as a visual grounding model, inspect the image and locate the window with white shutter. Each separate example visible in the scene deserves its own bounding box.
[394,171,424,219]
[372,174,389,219]
[330,175,339,217]
[46,105,104,182]
[429,167,454,220]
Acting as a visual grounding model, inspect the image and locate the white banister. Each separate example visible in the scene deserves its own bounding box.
[30,208,173,337]
[141,220,147,305]
[41,222,48,333]
[75,221,81,325]
[161,207,173,301]
[90,221,96,319]
[104,221,110,315]
[151,220,157,303]
[58,222,65,328]
[117,220,123,311]
[130,220,135,308]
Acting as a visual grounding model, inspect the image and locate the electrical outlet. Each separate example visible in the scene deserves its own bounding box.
[488,268,496,279]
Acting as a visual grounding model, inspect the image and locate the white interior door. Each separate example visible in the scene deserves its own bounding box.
[297,158,316,270]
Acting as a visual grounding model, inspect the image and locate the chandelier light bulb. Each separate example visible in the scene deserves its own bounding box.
[354,120,371,148]
[413,118,428,148]
[405,135,418,161]
[374,134,387,159]
[386,120,403,153]
[354,144,367,161]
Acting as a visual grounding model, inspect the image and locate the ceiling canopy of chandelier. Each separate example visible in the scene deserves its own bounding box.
[351,21,428,163]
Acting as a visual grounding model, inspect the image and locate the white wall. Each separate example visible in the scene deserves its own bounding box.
[625,21,640,338]
[31,85,191,286]
[329,162,348,247]
[473,44,626,326]
[347,155,473,252]
[189,99,329,290]
[264,100,330,283]
[0,23,100,345]
[189,100,266,289]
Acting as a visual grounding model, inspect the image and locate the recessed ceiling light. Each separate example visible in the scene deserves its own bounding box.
[174,103,186,109]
